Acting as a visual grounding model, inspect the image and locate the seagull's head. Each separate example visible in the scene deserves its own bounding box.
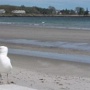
[0,46,8,55]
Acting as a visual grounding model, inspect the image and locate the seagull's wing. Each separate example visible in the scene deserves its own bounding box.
[0,55,12,72]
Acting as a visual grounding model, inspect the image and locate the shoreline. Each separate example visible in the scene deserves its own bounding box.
[0,24,90,63]
[0,24,90,89]
[0,22,90,31]
[8,48,90,64]
[0,15,90,17]
[0,24,90,42]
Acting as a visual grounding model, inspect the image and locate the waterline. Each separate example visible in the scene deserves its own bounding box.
[0,39,90,51]
[9,49,90,64]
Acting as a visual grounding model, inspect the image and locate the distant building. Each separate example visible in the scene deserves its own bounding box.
[0,9,5,14]
[12,10,26,14]
[56,10,62,15]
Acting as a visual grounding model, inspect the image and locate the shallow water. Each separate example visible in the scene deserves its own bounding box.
[9,49,90,64]
[0,39,90,51]
[1,38,90,63]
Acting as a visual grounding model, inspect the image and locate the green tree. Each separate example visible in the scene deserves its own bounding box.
[21,5,25,9]
[69,10,76,15]
[48,6,56,14]
[84,8,89,15]
[75,7,85,15]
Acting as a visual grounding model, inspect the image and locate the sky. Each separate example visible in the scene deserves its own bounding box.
[0,0,90,10]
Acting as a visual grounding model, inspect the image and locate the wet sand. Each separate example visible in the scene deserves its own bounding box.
[0,24,90,42]
[0,24,90,90]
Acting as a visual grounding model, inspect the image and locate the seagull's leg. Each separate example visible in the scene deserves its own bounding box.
[0,74,3,84]
[7,73,9,84]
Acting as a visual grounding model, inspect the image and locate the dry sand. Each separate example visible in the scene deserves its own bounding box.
[0,24,90,90]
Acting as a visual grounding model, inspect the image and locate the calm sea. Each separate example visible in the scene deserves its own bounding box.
[0,16,90,30]
[1,16,90,63]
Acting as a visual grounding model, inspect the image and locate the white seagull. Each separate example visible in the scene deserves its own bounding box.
[0,46,12,83]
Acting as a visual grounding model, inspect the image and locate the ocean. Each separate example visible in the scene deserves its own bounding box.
[1,16,90,63]
[0,16,90,30]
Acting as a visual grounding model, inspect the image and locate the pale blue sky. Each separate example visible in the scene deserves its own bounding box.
[0,0,90,10]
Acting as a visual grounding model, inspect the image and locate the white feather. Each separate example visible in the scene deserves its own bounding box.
[0,46,12,73]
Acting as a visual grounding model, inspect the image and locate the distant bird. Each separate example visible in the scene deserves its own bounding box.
[42,21,45,24]
[0,46,12,84]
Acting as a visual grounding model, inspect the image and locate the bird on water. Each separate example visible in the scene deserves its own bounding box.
[0,46,12,84]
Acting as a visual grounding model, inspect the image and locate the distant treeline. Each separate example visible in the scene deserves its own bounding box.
[0,5,89,16]
[0,5,56,16]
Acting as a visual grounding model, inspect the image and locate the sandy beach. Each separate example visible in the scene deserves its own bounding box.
[0,24,90,42]
[0,24,90,90]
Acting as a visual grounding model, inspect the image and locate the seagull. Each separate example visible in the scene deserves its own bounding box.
[0,46,12,84]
